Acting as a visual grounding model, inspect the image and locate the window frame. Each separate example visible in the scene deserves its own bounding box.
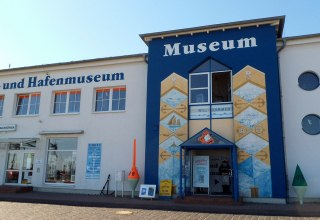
[211,70,233,104]
[52,90,81,115]
[189,72,210,105]
[111,87,126,111]
[15,93,41,116]
[301,114,320,135]
[94,86,126,113]
[94,88,111,112]
[189,71,233,105]
[45,137,77,185]
[0,95,4,117]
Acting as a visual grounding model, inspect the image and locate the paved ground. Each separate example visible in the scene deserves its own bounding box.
[0,192,320,218]
[0,201,318,220]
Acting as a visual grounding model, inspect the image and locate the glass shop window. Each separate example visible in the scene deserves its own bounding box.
[45,138,77,184]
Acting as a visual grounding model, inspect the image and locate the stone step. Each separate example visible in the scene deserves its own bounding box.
[175,195,241,205]
[0,185,33,193]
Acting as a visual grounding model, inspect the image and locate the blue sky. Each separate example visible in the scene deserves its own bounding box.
[1,0,320,70]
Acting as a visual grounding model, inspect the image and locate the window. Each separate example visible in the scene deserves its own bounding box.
[212,71,231,103]
[0,95,4,116]
[302,114,320,135]
[95,88,110,112]
[298,71,319,91]
[95,87,126,112]
[68,91,81,113]
[16,93,40,115]
[45,138,77,184]
[189,71,231,104]
[5,151,34,185]
[112,87,126,111]
[53,90,81,114]
[189,74,209,104]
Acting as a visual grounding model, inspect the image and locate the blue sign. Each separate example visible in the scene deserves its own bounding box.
[1,72,124,90]
[86,143,102,179]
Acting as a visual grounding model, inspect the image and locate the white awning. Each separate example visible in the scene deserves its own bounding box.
[39,130,84,135]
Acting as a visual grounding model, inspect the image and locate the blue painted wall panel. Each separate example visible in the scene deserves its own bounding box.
[144,25,286,198]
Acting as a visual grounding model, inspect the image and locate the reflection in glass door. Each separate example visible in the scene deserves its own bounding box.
[5,151,34,185]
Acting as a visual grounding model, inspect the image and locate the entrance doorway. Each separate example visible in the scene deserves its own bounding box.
[192,149,232,196]
[5,149,35,185]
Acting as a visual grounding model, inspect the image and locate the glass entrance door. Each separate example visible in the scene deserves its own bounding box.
[209,149,232,196]
[5,150,34,185]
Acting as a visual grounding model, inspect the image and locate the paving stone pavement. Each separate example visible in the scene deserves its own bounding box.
[0,201,318,220]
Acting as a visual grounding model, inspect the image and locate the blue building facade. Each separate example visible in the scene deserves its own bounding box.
[142,16,287,199]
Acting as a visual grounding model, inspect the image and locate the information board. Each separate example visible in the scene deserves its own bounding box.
[159,180,172,197]
[192,156,209,188]
[86,143,102,179]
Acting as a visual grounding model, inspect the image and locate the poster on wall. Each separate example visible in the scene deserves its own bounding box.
[189,105,210,119]
[192,156,209,188]
[86,143,102,179]
[211,104,233,118]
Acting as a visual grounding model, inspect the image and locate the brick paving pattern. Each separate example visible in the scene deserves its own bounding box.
[0,201,318,220]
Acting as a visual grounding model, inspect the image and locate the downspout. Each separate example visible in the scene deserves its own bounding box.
[278,38,287,53]
[277,37,289,201]
[143,54,148,64]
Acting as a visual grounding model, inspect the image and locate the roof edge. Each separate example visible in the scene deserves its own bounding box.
[0,53,147,73]
[280,33,320,41]
[140,16,285,44]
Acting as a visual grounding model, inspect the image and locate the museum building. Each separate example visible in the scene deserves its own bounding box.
[0,55,148,193]
[0,16,319,203]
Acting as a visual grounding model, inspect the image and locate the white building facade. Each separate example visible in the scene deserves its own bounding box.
[279,34,320,200]
[0,54,147,194]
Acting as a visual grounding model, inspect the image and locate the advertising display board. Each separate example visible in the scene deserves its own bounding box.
[159,179,172,197]
[86,143,102,179]
[192,156,209,188]
[139,184,156,199]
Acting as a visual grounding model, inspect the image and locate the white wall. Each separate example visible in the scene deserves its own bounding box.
[279,37,320,198]
[0,56,148,193]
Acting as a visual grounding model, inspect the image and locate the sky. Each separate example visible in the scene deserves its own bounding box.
[1,0,320,70]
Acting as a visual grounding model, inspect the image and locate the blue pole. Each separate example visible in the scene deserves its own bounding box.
[179,147,183,198]
[232,146,239,202]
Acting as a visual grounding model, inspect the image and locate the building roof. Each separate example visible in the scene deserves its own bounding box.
[0,53,147,73]
[140,16,285,44]
[277,33,320,50]
[282,33,320,41]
